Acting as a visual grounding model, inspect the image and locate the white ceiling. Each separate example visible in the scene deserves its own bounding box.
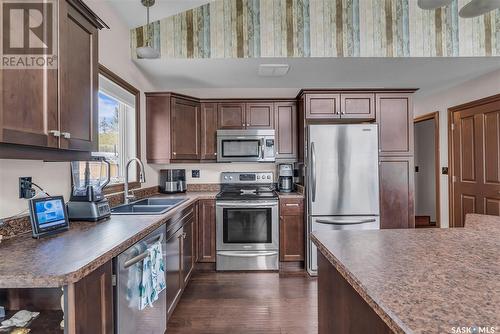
[134,57,500,98]
[104,0,211,28]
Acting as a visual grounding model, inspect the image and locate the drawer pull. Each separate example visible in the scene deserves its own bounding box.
[285,203,300,207]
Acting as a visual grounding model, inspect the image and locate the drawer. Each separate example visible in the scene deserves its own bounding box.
[280,198,304,215]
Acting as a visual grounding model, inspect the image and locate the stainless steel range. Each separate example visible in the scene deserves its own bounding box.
[216,172,279,271]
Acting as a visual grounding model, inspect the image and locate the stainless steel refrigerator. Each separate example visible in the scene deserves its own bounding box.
[306,124,380,276]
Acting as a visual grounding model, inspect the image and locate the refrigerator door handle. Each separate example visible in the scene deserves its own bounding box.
[311,141,317,202]
[315,218,377,225]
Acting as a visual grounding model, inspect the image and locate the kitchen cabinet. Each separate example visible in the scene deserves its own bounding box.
[246,102,274,128]
[340,93,375,120]
[275,102,298,160]
[0,0,105,158]
[72,261,113,334]
[171,97,201,161]
[218,103,246,129]
[305,93,341,119]
[166,226,183,318]
[279,197,305,262]
[146,94,171,163]
[376,93,414,156]
[200,102,218,160]
[197,199,216,263]
[182,215,195,285]
[379,156,415,229]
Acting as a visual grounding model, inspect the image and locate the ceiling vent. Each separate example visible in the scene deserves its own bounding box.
[258,64,290,77]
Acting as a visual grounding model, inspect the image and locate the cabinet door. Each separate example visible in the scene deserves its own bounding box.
[182,217,195,285]
[280,215,305,262]
[217,103,245,129]
[275,102,297,159]
[245,102,274,128]
[197,199,216,263]
[72,261,113,334]
[200,102,218,160]
[146,95,171,163]
[59,1,98,151]
[379,156,415,229]
[376,94,413,156]
[1,69,58,148]
[166,227,183,318]
[340,93,375,120]
[171,98,201,160]
[305,94,341,119]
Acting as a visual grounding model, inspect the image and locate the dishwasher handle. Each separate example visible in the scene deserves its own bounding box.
[315,218,377,225]
[123,234,164,269]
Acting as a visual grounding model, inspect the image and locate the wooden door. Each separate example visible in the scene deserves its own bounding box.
[305,93,340,119]
[1,69,58,148]
[146,94,171,163]
[279,198,305,262]
[275,102,297,159]
[171,98,201,160]
[340,93,375,120]
[182,216,195,285]
[72,261,113,334]
[376,93,413,156]
[166,227,183,318]
[200,102,218,160]
[218,103,245,129]
[59,1,98,151]
[246,102,274,128]
[451,95,500,227]
[379,156,415,229]
[197,199,216,263]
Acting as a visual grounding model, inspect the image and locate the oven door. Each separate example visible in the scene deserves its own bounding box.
[217,136,263,162]
[216,200,279,251]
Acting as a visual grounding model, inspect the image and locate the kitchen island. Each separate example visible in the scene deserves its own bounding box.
[311,215,500,334]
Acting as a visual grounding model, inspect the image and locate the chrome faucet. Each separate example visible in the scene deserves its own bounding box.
[124,157,146,204]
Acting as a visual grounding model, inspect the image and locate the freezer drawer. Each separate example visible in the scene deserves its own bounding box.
[307,215,380,275]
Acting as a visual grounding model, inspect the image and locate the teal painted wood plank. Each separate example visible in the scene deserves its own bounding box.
[402,0,409,56]
[254,0,261,57]
[353,0,360,56]
[303,0,310,57]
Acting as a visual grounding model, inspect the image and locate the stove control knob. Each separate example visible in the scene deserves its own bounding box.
[267,175,271,180]
[229,176,233,180]
[257,175,260,179]
[224,176,228,180]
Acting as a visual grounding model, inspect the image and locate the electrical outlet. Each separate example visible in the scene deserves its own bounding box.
[442,167,449,175]
[192,170,200,178]
[19,177,35,199]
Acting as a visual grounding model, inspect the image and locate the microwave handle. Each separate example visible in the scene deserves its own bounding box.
[261,138,265,159]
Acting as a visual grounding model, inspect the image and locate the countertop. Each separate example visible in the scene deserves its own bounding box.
[311,218,500,334]
[0,192,217,288]
[277,191,304,199]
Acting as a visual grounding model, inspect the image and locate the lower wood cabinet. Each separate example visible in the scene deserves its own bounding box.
[279,197,305,262]
[379,156,415,229]
[197,199,216,263]
[71,261,113,334]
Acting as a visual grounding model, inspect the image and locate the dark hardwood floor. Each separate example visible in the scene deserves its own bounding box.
[168,272,318,334]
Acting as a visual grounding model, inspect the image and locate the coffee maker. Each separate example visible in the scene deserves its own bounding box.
[278,164,294,193]
[67,159,111,221]
[159,169,186,193]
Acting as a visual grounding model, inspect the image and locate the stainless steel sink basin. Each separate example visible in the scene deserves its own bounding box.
[111,197,188,215]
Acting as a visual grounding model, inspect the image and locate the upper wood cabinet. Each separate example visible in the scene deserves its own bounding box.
[275,102,298,160]
[146,94,171,163]
[246,102,274,128]
[200,102,218,160]
[171,98,201,161]
[340,93,375,120]
[376,93,413,156]
[305,93,341,119]
[218,103,246,129]
[0,0,105,159]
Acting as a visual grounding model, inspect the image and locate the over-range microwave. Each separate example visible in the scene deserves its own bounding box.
[216,129,276,163]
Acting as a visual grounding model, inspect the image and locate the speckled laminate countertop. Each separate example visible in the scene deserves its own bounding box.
[0,192,217,288]
[311,217,500,334]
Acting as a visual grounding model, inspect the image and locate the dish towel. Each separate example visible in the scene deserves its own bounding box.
[0,310,40,329]
[139,240,166,310]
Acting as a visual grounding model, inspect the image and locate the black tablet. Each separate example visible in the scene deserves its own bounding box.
[29,196,70,238]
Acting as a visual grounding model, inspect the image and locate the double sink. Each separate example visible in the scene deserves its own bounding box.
[111,197,188,215]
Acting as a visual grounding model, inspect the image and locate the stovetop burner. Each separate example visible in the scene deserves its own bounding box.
[217,172,278,201]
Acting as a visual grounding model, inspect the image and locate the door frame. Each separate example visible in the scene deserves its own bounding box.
[447,93,500,227]
[414,111,440,227]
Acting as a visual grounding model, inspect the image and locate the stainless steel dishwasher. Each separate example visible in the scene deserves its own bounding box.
[115,225,167,334]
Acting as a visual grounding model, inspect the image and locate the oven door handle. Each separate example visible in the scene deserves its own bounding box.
[218,251,278,258]
[216,202,278,207]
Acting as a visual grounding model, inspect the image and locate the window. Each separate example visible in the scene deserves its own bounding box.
[95,65,140,188]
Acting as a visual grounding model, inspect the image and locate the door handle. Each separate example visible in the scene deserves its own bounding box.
[61,132,71,139]
[217,251,277,258]
[310,142,317,202]
[315,218,376,225]
[49,130,60,137]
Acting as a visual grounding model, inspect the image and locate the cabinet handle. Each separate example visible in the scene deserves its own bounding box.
[285,203,300,207]
[182,232,187,239]
[173,152,177,155]
[341,110,345,115]
[61,132,71,139]
[49,130,61,137]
